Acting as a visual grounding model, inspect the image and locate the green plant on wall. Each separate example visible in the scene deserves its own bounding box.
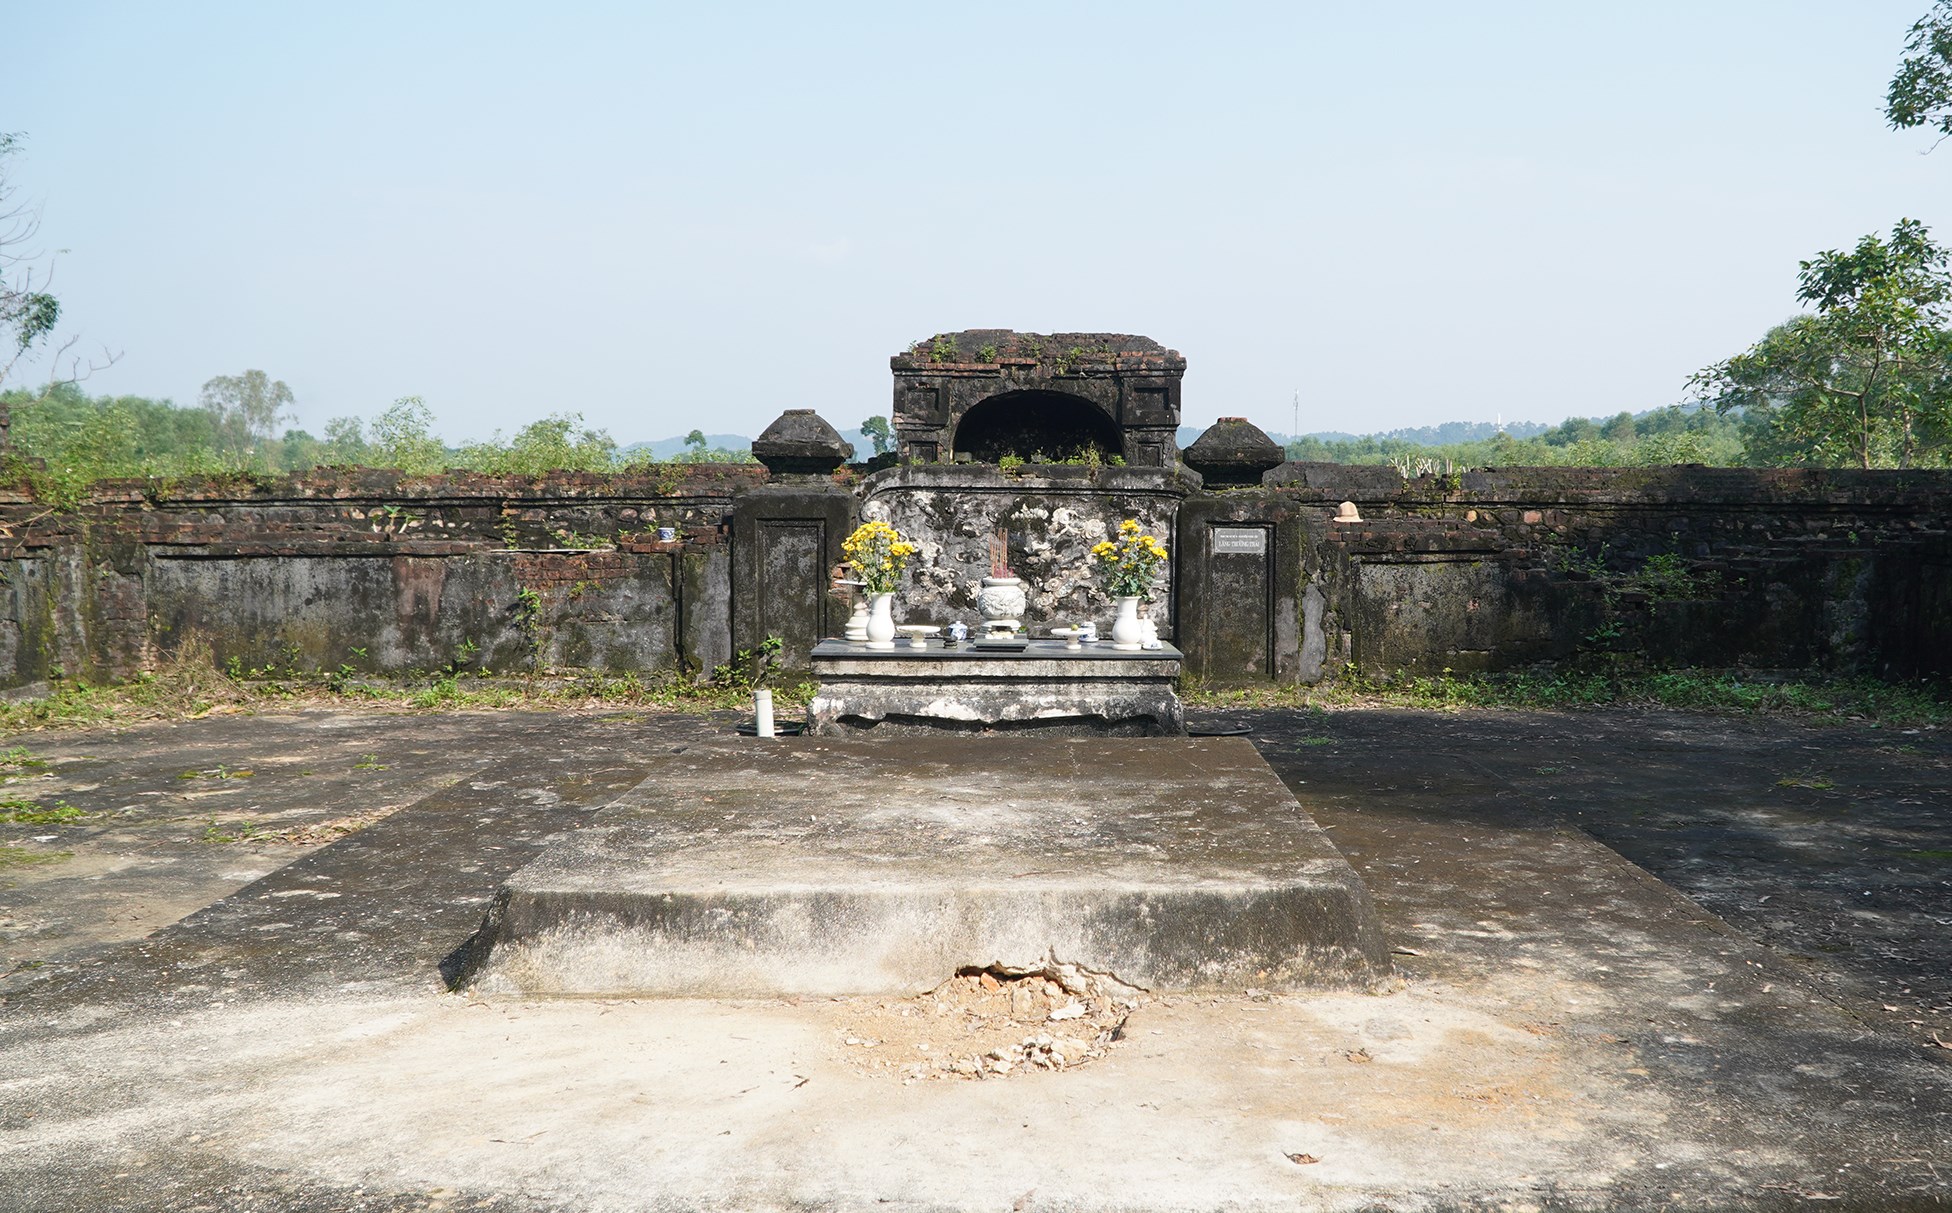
[514,586,545,672]
[1554,548,1721,661]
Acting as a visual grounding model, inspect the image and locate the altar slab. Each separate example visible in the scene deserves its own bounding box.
[807,637,1186,735]
[463,735,1388,997]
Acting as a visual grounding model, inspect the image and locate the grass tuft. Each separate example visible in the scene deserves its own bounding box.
[0,797,87,824]
[1187,669,1952,730]
[0,642,815,735]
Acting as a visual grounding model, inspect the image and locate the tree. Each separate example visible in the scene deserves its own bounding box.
[368,396,445,473]
[321,416,368,465]
[0,133,115,409]
[859,414,893,456]
[1690,219,1952,469]
[199,369,293,454]
[1889,2,1952,145]
[684,429,707,453]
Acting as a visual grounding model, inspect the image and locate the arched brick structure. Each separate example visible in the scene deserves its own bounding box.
[889,330,1185,467]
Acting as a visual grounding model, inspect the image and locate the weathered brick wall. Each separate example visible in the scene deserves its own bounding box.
[2,461,1947,691]
[1254,464,1952,682]
[0,466,761,689]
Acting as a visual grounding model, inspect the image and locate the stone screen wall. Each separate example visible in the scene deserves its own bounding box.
[859,465,1194,637]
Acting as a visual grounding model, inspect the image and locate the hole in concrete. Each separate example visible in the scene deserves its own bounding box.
[831,963,1143,1082]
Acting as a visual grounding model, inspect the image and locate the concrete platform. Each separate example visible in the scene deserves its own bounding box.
[807,638,1186,735]
[463,736,1390,996]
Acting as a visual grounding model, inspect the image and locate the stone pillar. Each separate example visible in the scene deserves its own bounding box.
[735,410,859,671]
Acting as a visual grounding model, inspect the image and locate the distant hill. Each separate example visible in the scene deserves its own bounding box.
[620,433,751,460]
[622,428,905,460]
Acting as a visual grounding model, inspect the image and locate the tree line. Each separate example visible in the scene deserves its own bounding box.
[1284,405,1750,472]
[0,377,754,503]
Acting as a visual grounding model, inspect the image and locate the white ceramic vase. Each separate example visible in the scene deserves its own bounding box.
[865,592,897,649]
[1111,595,1143,651]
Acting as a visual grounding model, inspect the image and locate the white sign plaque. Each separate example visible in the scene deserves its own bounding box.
[1211,527,1267,556]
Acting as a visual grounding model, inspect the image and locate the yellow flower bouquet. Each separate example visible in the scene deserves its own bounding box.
[842,520,918,594]
[1091,519,1168,600]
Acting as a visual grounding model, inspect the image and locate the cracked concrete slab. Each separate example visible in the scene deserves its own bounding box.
[465,736,1390,997]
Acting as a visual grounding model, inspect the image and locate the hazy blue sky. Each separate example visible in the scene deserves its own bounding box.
[6,2,1947,442]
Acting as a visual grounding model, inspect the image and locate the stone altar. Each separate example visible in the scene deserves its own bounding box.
[806,638,1185,736]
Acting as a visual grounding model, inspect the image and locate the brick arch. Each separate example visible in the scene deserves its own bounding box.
[950,388,1125,463]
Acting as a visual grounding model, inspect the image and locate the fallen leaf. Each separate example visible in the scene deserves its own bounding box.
[1285,1152,1321,1165]
[1345,1048,1373,1064]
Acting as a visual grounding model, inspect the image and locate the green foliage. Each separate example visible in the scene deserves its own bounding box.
[1622,553,1716,602]
[1,132,65,388]
[459,413,618,475]
[0,796,85,824]
[368,396,446,473]
[1691,219,1952,469]
[199,370,293,455]
[1889,1,1952,143]
[319,415,368,465]
[0,644,823,733]
[0,746,46,772]
[712,635,784,690]
[859,415,893,456]
[513,586,546,670]
[1193,669,1952,729]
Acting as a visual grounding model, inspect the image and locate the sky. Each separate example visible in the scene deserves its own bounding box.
[4,1,1948,443]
